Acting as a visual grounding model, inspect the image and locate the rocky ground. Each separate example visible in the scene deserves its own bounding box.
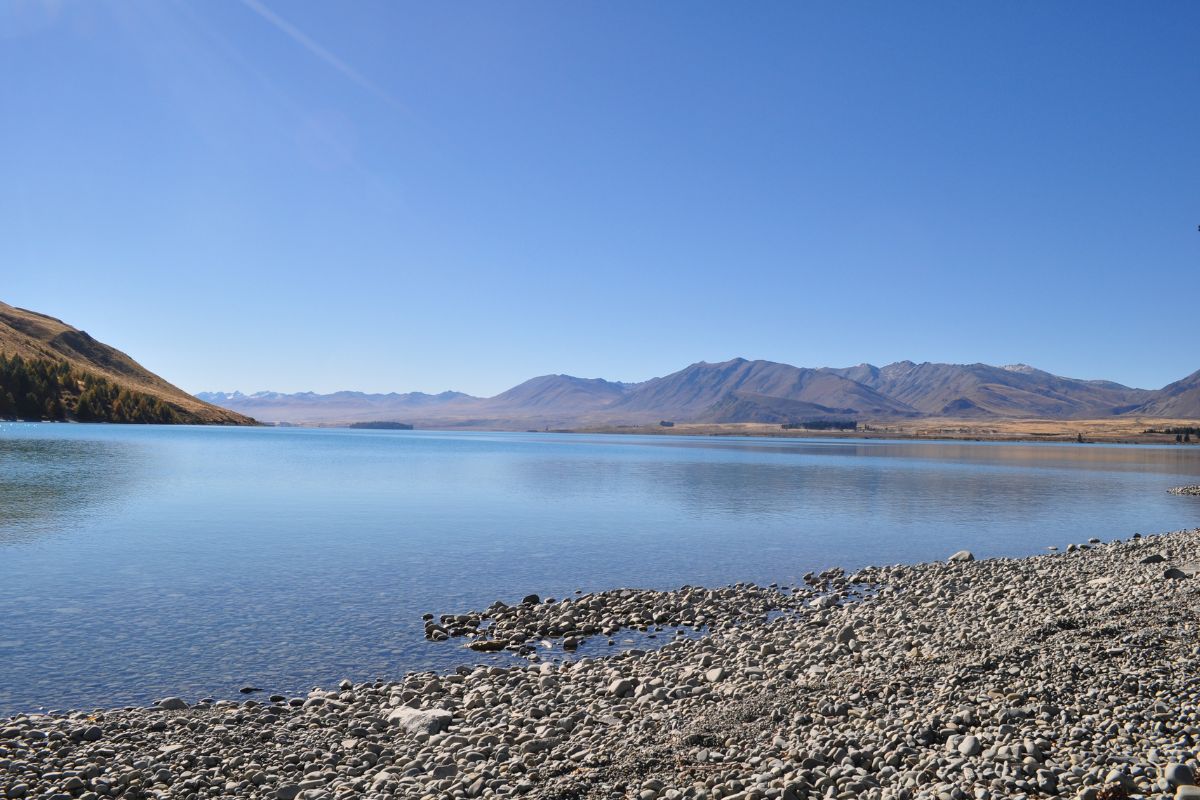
[1169,487,1200,496]
[5,528,1200,800]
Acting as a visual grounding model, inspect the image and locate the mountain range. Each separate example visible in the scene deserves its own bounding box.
[4,297,1195,429]
[200,358,1200,427]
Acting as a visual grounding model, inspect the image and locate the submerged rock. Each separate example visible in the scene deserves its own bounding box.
[465,639,507,652]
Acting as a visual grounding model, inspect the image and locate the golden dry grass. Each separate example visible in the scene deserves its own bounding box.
[577,416,1200,444]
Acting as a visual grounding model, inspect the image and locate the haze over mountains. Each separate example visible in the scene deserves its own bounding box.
[200,358,1200,428]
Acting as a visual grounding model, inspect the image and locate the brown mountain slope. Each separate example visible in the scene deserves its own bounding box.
[704,391,856,424]
[485,374,631,412]
[0,301,254,424]
[607,358,916,420]
[1127,369,1200,417]
[834,361,1152,418]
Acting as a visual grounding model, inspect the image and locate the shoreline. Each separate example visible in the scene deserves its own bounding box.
[5,527,1200,799]
[298,418,1200,446]
[13,417,1197,447]
[568,419,1200,447]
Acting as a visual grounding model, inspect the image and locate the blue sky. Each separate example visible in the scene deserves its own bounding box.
[2,1,1197,395]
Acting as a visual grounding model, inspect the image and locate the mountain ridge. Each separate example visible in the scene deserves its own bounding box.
[200,357,1199,427]
[1127,369,1200,418]
[829,360,1153,419]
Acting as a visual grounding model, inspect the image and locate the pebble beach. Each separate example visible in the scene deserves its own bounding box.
[5,526,1200,800]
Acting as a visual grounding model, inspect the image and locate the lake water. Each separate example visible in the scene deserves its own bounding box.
[1,423,1198,716]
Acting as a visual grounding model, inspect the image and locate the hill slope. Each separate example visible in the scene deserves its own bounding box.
[704,392,856,424]
[0,301,254,424]
[1127,369,1200,418]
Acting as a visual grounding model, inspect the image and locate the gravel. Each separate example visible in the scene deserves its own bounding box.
[4,527,1200,800]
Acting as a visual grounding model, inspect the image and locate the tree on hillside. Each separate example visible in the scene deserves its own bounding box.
[0,352,181,423]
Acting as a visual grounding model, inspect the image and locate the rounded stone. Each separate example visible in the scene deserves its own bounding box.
[1166,763,1195,787]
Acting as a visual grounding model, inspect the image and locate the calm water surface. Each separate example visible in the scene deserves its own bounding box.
[1,423,1198,715]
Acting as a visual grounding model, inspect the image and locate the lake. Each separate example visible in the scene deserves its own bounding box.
[1,423,1197,716]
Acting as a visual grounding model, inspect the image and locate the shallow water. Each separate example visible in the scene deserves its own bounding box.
[1,424,1197,715]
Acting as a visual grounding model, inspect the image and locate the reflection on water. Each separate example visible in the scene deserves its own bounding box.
[0,433,141,544]
[628,434,1200,474]
[0,423,1197,715]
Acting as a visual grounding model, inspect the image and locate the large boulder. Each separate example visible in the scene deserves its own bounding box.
[386,707,453,735]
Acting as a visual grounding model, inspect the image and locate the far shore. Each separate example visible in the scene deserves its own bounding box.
[568,416,1200,446]
[301,415,1200,446]
[7,415,1197,446]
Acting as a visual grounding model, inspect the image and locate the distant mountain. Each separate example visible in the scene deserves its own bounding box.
[198,390,470,406]
[202,357,1200,428]
[486,375,632,412]
[607,358,915,420]
[831,360,1152,418]
[1126,369,1200,418]
[0,301,253,424]
[200,375,640,426]
[194,389,470,425]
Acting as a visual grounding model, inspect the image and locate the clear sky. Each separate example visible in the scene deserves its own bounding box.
[2,1,1197,396]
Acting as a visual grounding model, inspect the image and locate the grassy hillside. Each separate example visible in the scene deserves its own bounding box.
[0,301,254,425]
